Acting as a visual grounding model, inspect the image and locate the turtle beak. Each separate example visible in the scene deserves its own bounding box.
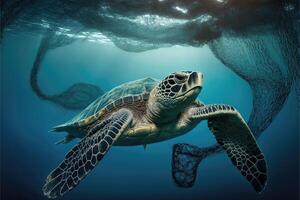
[188,72,203,90]
[176,72,202,99]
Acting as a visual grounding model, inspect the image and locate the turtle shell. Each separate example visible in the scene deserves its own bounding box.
[54,78,159,130]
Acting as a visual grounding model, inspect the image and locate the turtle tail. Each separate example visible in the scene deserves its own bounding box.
[49,124,68,132]
[50,125,76,145]
[172,143,222,187]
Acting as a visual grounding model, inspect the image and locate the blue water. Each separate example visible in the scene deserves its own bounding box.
[1,33,299,200]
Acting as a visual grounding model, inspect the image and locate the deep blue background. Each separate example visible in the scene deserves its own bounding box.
[1,33,299,200]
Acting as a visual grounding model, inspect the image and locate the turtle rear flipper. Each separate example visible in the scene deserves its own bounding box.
[55,134,74,145]
[43,109,133,198]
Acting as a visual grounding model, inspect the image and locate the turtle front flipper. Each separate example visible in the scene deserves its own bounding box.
[43,108,133,199]
[189,104,267,193]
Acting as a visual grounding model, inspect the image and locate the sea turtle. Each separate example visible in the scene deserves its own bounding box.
[43,71,267,198]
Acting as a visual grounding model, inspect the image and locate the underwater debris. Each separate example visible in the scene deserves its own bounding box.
[30,31,103,110]
[172,144,221,187]
[0,0,37,38]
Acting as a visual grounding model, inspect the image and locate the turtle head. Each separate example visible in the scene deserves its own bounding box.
[147,71,203,124]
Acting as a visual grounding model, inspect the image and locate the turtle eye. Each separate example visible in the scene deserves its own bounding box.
[175,73,187,82]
